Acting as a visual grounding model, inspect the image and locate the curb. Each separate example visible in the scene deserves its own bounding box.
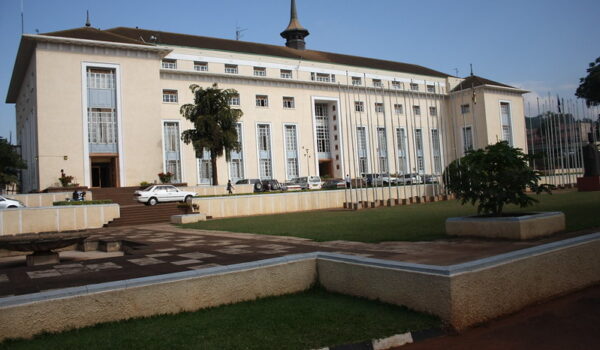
[315,328,446,350]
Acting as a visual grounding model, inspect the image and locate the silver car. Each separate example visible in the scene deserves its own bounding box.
[134,185,196,206]
[0,195,25,209]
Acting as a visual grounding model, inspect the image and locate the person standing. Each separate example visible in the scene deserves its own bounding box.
[227,180,234,195]
[345,174,351,188]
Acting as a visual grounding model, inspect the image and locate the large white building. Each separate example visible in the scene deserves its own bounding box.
[6,0,527,192]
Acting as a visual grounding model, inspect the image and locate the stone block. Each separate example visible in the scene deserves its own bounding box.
[26,251,59,266]
[170,213,207,224]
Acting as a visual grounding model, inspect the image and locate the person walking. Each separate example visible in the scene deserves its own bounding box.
[345,174,351,188]
[226,180,234,195]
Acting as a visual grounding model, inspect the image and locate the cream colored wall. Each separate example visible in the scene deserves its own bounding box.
[11,191,94,207]
[482,90,527,151]
[34,44,164,189]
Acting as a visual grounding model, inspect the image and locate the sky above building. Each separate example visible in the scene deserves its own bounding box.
[0,0,598,142]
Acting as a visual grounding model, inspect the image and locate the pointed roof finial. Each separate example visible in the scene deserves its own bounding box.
[85,10,91,27]
[280,0,309,50]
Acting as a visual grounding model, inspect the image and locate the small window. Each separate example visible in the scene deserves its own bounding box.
[256,95,269,107]
[283,97,295,109]
[375,103,384,113]
[461,104,470,114]
[427,85,435,93]
[410,83,419,91]
[394,104,403,114]
[354,101,364,112]
[280,69,292,79]
[161,59,176,69]
[352,77,362,86]
[429,106,437,116]
[162,89,178,103]
[413,105,421,116]
[315,73,331,82]
[253,67,266,77]
[194,61,208,71]
[373,79,383,87]
[225,64,238,74]
[229,94,240,106]
[392,81,401,89]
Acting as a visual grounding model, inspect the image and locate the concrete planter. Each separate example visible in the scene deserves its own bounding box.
[446,212,565,240]
[171,213,206,224]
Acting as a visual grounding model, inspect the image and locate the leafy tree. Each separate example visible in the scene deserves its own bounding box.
[180,84,242,185]
[443,141,552,216]
[0,137,26,189]
[576,56,600,107]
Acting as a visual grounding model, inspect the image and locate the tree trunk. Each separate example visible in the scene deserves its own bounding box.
[211,154,219,185]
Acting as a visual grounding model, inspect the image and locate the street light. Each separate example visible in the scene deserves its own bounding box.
[302,146,311,177]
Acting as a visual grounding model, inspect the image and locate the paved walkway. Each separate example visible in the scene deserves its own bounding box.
[0,223,589,297]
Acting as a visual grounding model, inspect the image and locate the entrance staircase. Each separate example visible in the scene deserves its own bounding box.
[92,187,186,227]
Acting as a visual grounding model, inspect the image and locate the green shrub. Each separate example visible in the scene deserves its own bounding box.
[53,200,113,206]
[443,141,552,216]
[140,181,150,187]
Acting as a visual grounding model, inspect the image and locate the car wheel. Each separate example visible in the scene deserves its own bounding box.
[148,197,158,206]
[254,182,263,192]
[184,195,192,203]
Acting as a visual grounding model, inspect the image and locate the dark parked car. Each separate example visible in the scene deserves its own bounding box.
[258,179,285,192]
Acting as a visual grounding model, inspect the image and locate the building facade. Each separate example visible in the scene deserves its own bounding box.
[6,2,528,192]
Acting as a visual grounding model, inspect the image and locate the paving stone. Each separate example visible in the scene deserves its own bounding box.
[155,248,178,252]
[228,244,250,249]
[0,274,8,283]
[187,263,222,270]
[128,257,164,266]
[147,238,171,242]
[27,269,61,279]
[179,252,215,259]
[175,242,199,247]
[258,244,293,250]
[86,262,122,272]
[171,259,202,265]
[147,253,172,258]
[216,248,252,255]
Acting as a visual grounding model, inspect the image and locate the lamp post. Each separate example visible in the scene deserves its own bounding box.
[302,147,311,177]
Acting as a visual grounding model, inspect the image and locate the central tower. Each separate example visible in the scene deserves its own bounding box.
[280,0,309,50]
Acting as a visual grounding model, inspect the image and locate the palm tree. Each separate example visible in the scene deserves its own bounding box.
[180,83,243,185]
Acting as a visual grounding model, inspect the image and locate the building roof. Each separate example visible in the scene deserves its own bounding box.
[42,26,152,46]
[451,75,515,92]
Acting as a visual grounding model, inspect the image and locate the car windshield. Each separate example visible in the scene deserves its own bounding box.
[142,185,155,191]
[236,180,248,184]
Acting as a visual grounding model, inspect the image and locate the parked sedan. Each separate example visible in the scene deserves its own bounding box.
[0,195,25,209]
[134,185,196,206]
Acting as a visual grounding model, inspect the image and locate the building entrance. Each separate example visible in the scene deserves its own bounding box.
[318,160,333,178]
[90,156,118,188]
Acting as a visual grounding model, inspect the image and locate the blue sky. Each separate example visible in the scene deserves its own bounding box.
[0,0,598,142]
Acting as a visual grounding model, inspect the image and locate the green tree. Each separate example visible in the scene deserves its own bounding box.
[180,84,243,185]
[575,56,600,107]
[443,141,552,216]
[0,138,26,190]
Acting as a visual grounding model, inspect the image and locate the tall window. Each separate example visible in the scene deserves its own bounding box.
[197,148,212,184]
[427,85,435,93]
[500,102,513,145]
[431,129,442,174]
[352,77,362,86]
[162,90,178,103]
[396,128,408,174]
[415,129,425,174]
[283,97,295,109]
[161,59,176,69]
[87,68,117,153]
[163,121,182,183]
[375,103,384,113]
[229,123,244,181]
[355,101,364,112]
[229,94,240,106]
[461,104,470,114]
[194,61,208,71]
[280,69,292,79]
[377,128,388,173]
[315,103,331,153]
[284,125,299,179]
[253,67,266,76]
[257,124,272,179]
[225,64,238,74]
[394,104,403,114]
[357,126,368,174]
[413,105,421,116]
[256,95,269,107]
[462,126,473,153]
[410,83,419,91]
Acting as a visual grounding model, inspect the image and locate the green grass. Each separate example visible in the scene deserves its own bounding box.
[0,288,440,350]
[182,190,600,242]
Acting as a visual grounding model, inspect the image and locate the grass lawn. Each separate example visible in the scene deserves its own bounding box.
[0,288,440,350]
[182,190,600,243]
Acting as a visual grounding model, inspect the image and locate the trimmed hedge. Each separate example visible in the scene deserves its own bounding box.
[53,200,113,206]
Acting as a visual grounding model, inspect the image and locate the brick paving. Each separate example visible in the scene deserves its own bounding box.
[0,223,587,298]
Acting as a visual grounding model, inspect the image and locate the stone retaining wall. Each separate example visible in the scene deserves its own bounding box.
[181,184,254,196]
[9,191,94,208]
[0,204,120,235]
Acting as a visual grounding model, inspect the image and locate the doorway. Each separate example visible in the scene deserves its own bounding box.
[90,156,118,187]
[318,160,333,178]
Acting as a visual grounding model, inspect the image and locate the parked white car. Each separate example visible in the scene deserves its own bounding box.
[134,185,196,206]
[0,195,25,209]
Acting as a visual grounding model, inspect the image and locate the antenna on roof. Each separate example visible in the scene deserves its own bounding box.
[85,10,91,27]
[235,24,247,41]
[20,0,24,34]
[470,63,474,77]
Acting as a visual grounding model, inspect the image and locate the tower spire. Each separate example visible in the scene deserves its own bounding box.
[280,0,309,50]
[85,10,91,27]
